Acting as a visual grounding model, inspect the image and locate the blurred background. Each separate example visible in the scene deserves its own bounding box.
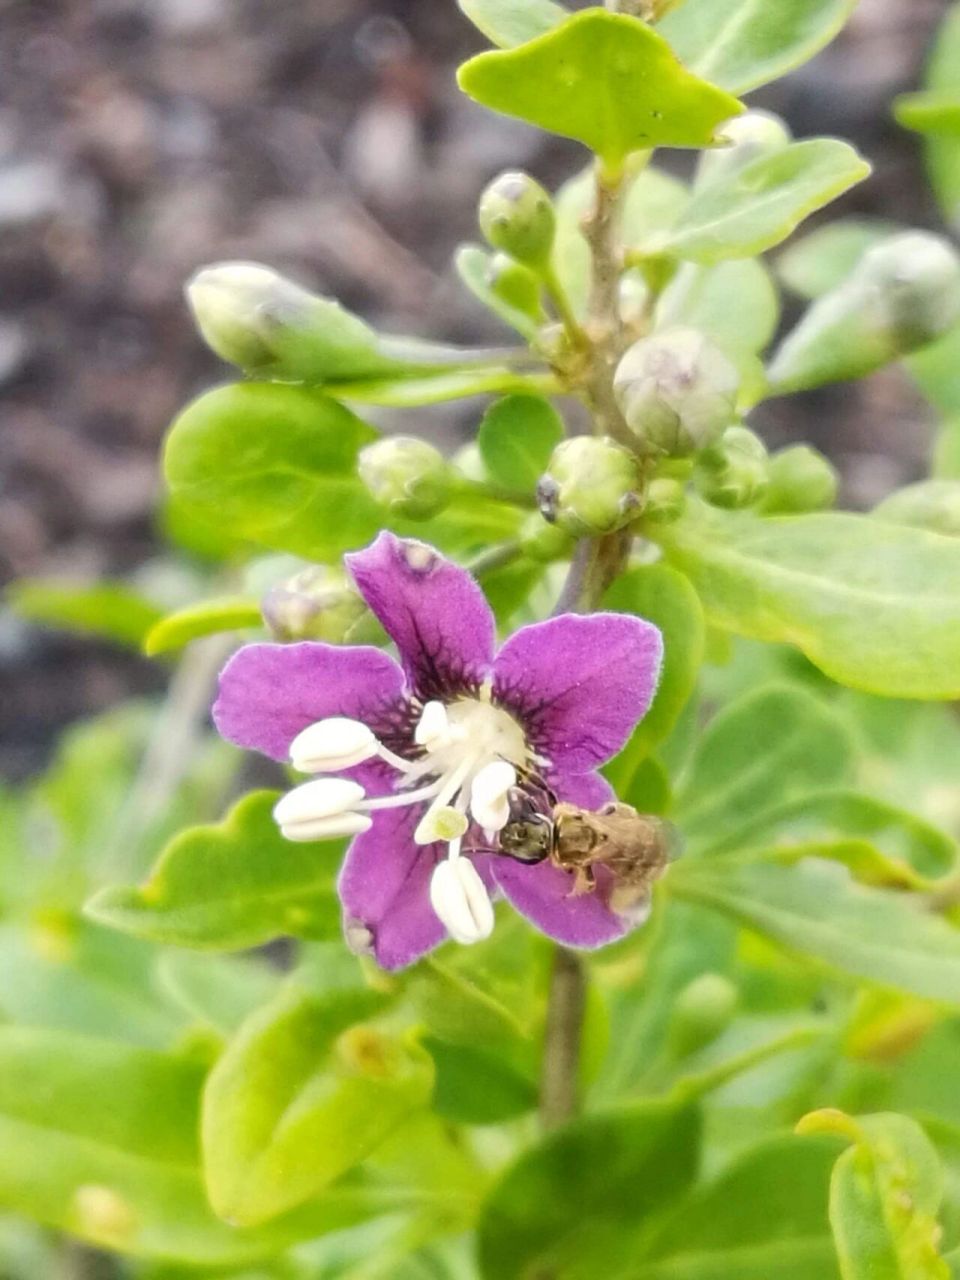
[0,0,952,782]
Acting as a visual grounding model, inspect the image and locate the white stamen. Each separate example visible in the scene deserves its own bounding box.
[415,806,468,844]
[289,718,378,773]
[273,777,366,832]
[429,855,494,944]
[412,755,479,845]
[470,760,517,832]
[415,700,449,749]
[279,812,373,842]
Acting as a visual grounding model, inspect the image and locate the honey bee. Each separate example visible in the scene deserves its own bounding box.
[495,785,680,919]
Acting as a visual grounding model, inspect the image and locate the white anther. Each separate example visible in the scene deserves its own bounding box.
[470,760,517,832]
[289,718,378,773]
[429,857,495,945]
[415,700,449,749]
[414,805,469,846]
[273,777,367,840]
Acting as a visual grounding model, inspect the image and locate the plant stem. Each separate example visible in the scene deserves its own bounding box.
[670,1026,826,1104]
[553,528,633,614]
[540,945,587,1128]
[465,539,524,577]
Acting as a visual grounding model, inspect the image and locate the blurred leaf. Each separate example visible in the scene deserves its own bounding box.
[655,258,780,368]
[458,11,742,169]
[156,950,283,1037]
[7,581,163,649]
[874,481,960,539]
[164,382,380,564]
[145,598,263,657]
[333,366,549,407]
[476,1096,700,1280]
[425,1037,537,1124]
[479,557,546,626]
[675,685,855,847]
[202,987,433,1225]
[603,564,705,796]
[917,6,960,226]
[455,245,541,339]
[672,858,960,1003]
[642,140,870,264]
[478,395,564,492]
[897,91,960,139]
[778,220,901,299]
[456,0,566,47]
[907,324,960,421]
[660,0,857,94]
[660,501,960,699]
[798,1109,950,1279]
[86,791,342,951]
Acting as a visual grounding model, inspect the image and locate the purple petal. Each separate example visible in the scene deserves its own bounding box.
[491,857,629,949]
[550,770,614,809]
[493,613,663,773]
[213,642,405,763]
[345,532,495,700]
[338,808,447,970]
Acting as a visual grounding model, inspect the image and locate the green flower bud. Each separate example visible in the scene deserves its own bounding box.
[262,566,366,643]
[358,436,454,522]
[760,445,838,514]
[643,476,687,524]
[695,111,791,189]
[519,511,576,562]
[667,973,739,1060]
[487,253,544,322]
[478,171,556,270]
[768,232,960,394]
[538,437,642,536]
[694,425,769,509]
[613,328,740,457]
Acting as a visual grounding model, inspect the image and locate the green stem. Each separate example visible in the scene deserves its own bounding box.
[542,264,589,349]
[669,1026,827,1104]
[540,946,588,1128]
[464,539,524,578]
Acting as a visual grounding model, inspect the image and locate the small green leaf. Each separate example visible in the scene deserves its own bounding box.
[798,1110,950,1279]
[660,0,858,95]
[425,1036,537,1124]
[332,366,550,407]
[144,598,263,656]
[918,6,960,225]
[779,220,902,299]
[897,91,960,139]
[477,1096,700,1280]
[478,395,564,492]
[455,244,541,339]
[603,564,705,796]
[655,258,779,368]
[85,792,342,951]
[908,324,960,420]
[675,685,855,848]
[202,987,433,1225]
[164,382,380,564]
[643,139,870,264]
[155,951,283,1037]
[457,0,566,49]
[672,858,960,1003]
[874,481,960,539]
[458,10,742,170]
[660,501,960,699]
[7,581,163,649]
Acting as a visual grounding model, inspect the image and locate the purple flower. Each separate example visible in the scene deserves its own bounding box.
[213,533,663,970]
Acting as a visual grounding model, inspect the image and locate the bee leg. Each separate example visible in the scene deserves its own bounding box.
[570,866,596,897]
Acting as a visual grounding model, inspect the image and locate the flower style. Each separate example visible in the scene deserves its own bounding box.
[213,532,663,969]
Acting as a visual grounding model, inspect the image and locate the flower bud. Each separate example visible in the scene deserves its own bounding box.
[667,973,739,1059]
[695,111,791,189]
[643,476,687,524]
[478,171,556,270]
[262,566,366,643]
[767,232,960,394]
[487,253,544,322]
[358,436,454,521]
[759,445,838,515]
[518,511,576,562]
[537,437,642,536]
[694,425,769,509]
[613,328,740,457]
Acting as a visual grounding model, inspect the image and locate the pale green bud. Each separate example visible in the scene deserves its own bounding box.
[614,328,740,457]
[760,445,838,514]
[519,511,576,562]
[667,973,739,1059]
[478,172,556,270]
[537,437,642,536]
[694,425,769,509]
[262,566,366,643]
[696,111,791,189]
[643,476,687,524]
[768,232,960,393]
[358,436,454,521]
[487,253,544,322]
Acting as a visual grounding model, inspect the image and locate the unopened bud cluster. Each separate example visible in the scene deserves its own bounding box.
[358,437,454,521]
[262,566,366,643]
[537,436,642,536]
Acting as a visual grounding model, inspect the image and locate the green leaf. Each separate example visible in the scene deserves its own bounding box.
[476,1096,700,1280]
[333,366,550,407]
[630,1134,841,1280]
[798,1110,950,1279]
[86,792,342,951]
[675,685,855,848]
[458,10,743,170]
[778,220,902,299]
[655,258,779,368]
[144,598,263,656]
[660,501,960,699]
[660,0,858,95]
[603,564,705,795]
[874,481,960,539]
[7,581,163,649]
[164,382,380,564]
[455,244,540,339]
[202,987,433,1225]
[477,395,564,492]
[896,91,960,139]
[672,858,960,1003]
[908,324,960,420]
[425,1036,537,1124]
[917,6,960,224]
[643,140,870,264]
[155,951,283,1037]
[457,0,566,47]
